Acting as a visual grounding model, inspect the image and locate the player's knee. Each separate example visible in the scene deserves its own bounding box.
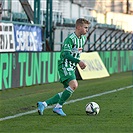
[72,82,78,90]
[69,80,78,90]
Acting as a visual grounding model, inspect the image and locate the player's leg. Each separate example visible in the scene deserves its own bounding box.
[37,69,65,115]
[37,69,77,116]
[53,77,78,116]
[57,79,78,106]
[43,92,63,107]
[37,92,62,115]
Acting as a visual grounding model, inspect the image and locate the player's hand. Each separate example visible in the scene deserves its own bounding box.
[78,61,86,70]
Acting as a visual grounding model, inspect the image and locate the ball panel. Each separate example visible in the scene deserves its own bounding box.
[85,102,100,115]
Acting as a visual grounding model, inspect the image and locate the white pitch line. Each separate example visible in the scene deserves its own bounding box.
[0,85,133,121]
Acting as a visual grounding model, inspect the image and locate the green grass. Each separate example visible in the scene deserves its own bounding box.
[0,71,133,133]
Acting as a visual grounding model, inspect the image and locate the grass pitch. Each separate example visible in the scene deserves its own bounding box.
[0,71,133,133]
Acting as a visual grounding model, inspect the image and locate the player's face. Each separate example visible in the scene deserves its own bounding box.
[79,24,89,35]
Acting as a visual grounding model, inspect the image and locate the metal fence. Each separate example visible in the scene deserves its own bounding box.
[53,24,133,51]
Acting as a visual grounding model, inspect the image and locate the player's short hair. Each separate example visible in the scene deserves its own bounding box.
[76,18,90,26]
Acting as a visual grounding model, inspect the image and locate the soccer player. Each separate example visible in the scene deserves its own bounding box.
[37,18,90,116]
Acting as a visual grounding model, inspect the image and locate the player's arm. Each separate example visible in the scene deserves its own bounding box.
[62,52,86,69]
[62,51,80,63]
[78,60,86,69]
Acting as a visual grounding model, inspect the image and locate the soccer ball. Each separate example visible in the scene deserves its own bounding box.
[85,102,100,115]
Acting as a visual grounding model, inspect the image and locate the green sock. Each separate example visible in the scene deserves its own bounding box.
[59,86,74,105]
[45,92,62,106]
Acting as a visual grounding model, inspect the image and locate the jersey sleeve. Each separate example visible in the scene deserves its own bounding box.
[62,51,80,63]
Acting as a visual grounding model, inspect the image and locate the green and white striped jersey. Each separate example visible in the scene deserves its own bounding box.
[58,32,86,70]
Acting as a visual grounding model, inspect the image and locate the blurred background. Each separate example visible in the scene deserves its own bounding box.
[0,0,133,51]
